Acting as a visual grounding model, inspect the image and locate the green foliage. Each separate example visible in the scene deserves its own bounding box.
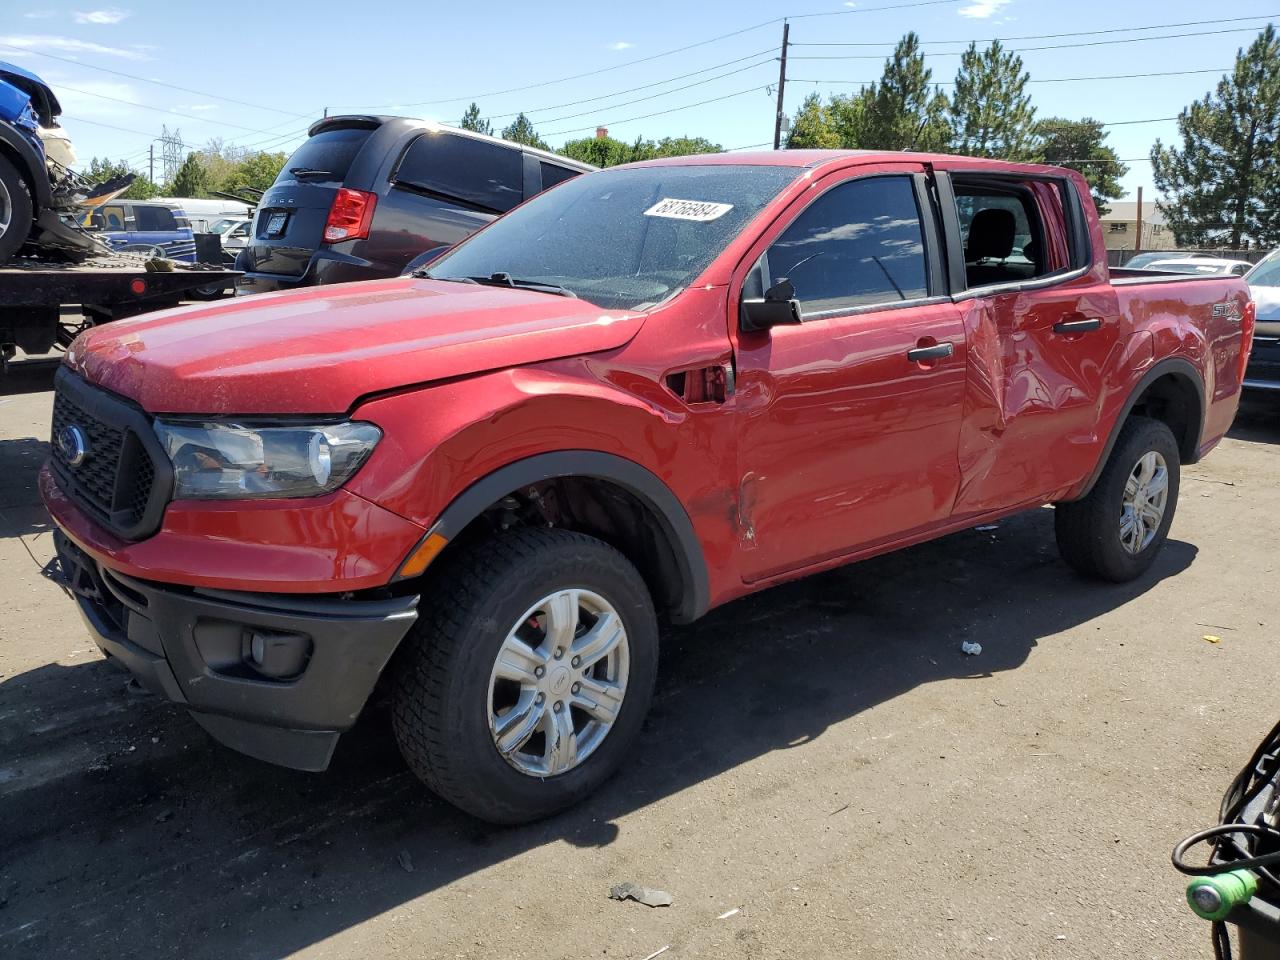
[222,151,287,194]
[1152,25,1280,248]
[83,156,158,199]
[170,153,210,198]
[786,34,950,151]
[460,103,493,136]
[950,40,1038,160]
[558,133,722,167]
[501,113,549,150]
[1037,117,1127,215]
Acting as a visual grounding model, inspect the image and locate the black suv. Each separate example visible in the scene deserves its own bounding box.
[237,116,593,292]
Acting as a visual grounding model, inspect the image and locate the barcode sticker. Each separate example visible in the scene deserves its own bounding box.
[643,198,734,222]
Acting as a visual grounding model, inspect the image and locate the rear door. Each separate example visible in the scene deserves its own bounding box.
[937,168,1125,515]
[247,123,377,277]
[732,164,968,582]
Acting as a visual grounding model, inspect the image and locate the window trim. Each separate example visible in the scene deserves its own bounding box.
[938,170,1094,301]
[749,171,942,324]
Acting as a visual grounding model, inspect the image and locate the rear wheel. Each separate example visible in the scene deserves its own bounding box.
[1055,415,1180,582]
[391,528,658,824]
[0,153,35,264]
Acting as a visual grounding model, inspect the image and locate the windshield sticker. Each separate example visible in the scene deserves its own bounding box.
[644,198,734,222]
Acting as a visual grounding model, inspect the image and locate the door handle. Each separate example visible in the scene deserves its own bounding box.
[906,342,954,363]
[1053,318,1103,334]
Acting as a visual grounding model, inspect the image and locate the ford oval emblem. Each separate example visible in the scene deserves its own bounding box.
[58,424,89,467]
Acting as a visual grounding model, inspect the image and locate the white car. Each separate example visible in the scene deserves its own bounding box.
[209,216,253,255]
[1144,257,1255,277]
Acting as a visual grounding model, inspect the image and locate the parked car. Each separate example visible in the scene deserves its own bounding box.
[1143,257,1254,277]
[87,199,196,261]
[156,196,253,233]
[1122,251,1216,269]
[44,151,1253,823]
[236,116,593,293]
[209,216,252,258]
[1244,248,1280,392]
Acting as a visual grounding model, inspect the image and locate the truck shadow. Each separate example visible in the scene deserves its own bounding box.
[1229,393,1280,444]
[0,507,1196,959]
[0,438,53,540]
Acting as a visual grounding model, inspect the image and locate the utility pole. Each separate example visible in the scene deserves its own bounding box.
[1135,185,1144,257]
[148,143,154,184]
[772,20,790,150]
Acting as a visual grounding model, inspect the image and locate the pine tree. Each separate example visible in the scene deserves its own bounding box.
[852,33,951,151]
[170,153,210,198]
[460,103,493,136]
[1038,118,1127,215]
[1152,25,1280,248]
[501,113,549,150]
[950,40,1038,159]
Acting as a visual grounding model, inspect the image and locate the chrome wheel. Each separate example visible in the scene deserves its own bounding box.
[487,588,629,778]
[0,176,11,241]
[1119,450,1169,554]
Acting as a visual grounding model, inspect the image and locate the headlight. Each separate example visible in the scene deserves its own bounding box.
[153,420,382,500]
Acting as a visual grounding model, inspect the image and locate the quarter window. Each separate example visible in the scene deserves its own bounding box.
[764,176,928,314]
[133,205,178,231]
[394,131,523,213]
[539,162,580,190]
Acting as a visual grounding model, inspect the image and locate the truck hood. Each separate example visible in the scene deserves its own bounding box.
[66,277,645,414]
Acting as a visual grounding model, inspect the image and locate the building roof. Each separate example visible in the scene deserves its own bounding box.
[1099,201,1166,226]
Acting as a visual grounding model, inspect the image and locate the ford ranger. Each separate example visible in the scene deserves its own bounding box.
[42,151,1255,823]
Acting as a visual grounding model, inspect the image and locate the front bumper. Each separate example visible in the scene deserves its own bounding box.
[1244,334,1280,391]
[55,530,417,771]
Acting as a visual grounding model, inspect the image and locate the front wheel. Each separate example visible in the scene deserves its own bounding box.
[392,528,658,824]
[1055,415,1181,582]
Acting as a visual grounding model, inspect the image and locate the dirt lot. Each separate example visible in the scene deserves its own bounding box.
[1,387,1278,960]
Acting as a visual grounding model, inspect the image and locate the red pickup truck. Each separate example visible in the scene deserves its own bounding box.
[42,151,1254,823]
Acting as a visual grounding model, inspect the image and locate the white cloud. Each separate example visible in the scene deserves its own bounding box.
[958,0,1012,17]
[609,41,634,51]
[0,33,149,58]
[73,8,131,24]
[843,1,856,6]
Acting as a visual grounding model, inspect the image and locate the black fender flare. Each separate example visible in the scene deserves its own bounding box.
[426,451,711,624]
[1075,357,1205,499]
[0,124,52,209]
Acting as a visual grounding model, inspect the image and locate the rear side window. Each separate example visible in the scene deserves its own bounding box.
[540,161,580,190]
[765,175,928,314]
[951,177,1080,288]
[133,205,178,231]
[394,131,523,213]
[276,126,374,185]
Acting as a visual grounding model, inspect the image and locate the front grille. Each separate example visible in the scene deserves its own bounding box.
[50,370,167,540]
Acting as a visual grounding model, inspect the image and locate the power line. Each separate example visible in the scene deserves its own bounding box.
[0,41,315,119]
[788,24,1275,59]
[792,67,1231,86]
[545,85,768,137]
[787,13,1277,46]
[53,82,304,135]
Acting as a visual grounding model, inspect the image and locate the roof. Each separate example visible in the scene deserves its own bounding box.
[625,150,1082,178]
[1099,201,1166,226]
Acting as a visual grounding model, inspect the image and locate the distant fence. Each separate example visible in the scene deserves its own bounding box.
[1109,248,1271,267]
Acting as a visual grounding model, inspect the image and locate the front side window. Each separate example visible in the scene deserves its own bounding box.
[134,205,178,231]
[762,175,929,315]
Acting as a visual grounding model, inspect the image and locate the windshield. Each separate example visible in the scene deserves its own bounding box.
[426,164,801,310]
[208,218,237,235]
[1247,251,1280,287]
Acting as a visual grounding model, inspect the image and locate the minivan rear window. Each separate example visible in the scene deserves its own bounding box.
[275,127,374,185]
[393,131,523,214]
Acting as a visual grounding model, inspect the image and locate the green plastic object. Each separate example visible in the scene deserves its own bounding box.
[1187,870,1259,921]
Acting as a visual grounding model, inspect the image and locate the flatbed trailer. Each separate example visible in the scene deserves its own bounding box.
[1,255,240,393]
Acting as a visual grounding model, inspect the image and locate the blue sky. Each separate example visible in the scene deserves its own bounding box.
[2,0,1276,201]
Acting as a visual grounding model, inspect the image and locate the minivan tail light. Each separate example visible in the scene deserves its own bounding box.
[323,188,376,243]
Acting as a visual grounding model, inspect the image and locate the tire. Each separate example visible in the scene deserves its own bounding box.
[1055,415,1181,582]
[391,528,659,824]
[188,281,229,301]
[0,153,35,264]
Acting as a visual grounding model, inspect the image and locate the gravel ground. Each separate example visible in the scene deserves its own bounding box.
[1,387,1278,960]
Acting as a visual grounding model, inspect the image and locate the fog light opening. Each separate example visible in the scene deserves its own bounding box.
[244,628,312,680]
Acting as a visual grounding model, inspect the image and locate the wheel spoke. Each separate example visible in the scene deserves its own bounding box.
[543,590,580,651]
[572,677,625,725]
[571,611,624,670]
[1146,467,1169,499]
[494,691,544,755]
[1125,472,1141,499]
[543,704,578,774]
[1140,502,1163,528]
[493,634,546,684]
[1136,452,1158,486]
[1120,509,1140,552]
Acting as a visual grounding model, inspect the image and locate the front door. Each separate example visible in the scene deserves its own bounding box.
[733,168,968,583]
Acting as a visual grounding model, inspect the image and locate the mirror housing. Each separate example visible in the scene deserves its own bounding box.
[740,279,802,333]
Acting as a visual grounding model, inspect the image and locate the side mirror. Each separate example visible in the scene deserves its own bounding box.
[740,279,802,333]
